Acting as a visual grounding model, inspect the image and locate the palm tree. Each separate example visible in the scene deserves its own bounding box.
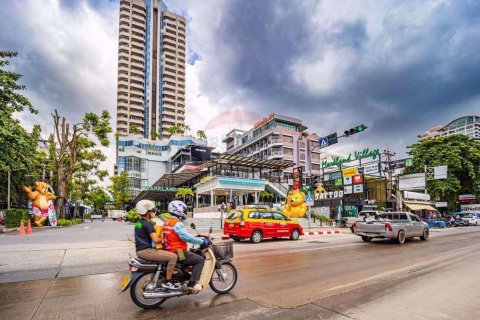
[197,130,207,140]
[167,125,183,136]
[259,190,274,204]
[129,124,141,135]
[184,125,191,136]
[150,130,162,140]
[175,187,195,202]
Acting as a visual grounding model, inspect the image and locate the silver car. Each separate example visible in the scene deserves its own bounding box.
[354,212,430,244]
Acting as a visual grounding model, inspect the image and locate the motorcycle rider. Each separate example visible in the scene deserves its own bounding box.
[134,200,179,290]
[163,200,207,293]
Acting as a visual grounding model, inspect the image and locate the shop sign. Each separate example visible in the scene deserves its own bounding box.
[398,173,426,190]
[254,113,275,128]
[344,185,353,194]
[342,167,358,177]
[322,148,380,168]
[435,202,447,208]
[353,174,364,184]
[461,204,480,212]
[404,191,431,201]
[144,186,177,192]
[315,191,344,200]
[334,178,343,186]
[388,158,412,170]
[361,163,380,175]
[343,176,352,185]
[354,185,364,193]
[324,171,342,181]
[459,194,476,204]
[293,167,302,190]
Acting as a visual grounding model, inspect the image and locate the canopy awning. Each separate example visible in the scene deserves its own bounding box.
[404,202,436,211]
[202,153,293,170]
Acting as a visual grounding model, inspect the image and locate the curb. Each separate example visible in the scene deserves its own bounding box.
[218,230,345,240]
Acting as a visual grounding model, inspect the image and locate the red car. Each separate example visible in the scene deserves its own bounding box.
[224,207,304,243]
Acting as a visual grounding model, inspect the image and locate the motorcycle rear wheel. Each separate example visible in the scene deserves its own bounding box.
[209,262,238,294]
[130,272,167,309]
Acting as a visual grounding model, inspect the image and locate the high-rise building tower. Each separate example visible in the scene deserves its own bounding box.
[116,0,186,139]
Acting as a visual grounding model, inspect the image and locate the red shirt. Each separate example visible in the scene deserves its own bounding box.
[162,218,187,252]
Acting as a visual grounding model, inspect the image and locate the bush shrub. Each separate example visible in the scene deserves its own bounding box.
[5,209,30,228]
[314,214,333,223]
[57,218,82,227]
[125,209,140,223]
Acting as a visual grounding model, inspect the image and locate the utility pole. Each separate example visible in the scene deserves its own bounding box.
[42,164,46,181]
[7,170,11,209]
[381,149,396,207]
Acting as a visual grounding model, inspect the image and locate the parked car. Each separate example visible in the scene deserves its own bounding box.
[354,212,429,244]
[224,206,304,243]
[462,215,480,226]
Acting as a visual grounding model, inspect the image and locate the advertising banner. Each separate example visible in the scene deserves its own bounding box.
[334,178,343,186]
[354,184,364,194]
[343,176,352,185]
[342,167,358,177]
[461,204,480,213]
[362,163,380,175]
[353,174,364,184]
[398,173,426,190]
[459,194,476,204]
[293,167,302,190]
[344,185,353,194]
[404,191,431,201]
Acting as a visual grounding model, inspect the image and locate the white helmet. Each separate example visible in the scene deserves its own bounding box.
[168,200,187,220]
[136,200,156,216]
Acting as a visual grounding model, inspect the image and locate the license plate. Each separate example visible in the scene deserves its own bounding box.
[120,275,131,292]
[229,224,234,227]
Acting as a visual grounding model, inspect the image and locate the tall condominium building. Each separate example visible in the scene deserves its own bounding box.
[417,116,480,140]
[223,113,336,185]
[116,0,186,139]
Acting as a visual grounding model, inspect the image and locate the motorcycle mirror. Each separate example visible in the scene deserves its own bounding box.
[190,223,196,230]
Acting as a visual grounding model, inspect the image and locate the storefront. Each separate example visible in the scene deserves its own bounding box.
[402,191,437,220]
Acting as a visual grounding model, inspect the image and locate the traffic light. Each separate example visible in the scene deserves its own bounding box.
[344,124,368,137]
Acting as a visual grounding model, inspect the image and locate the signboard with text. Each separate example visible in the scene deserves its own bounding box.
[354,184,364,194]
[342,167,358,177]
[353,174,364,184]
[293,167,303,190]
[343,176,353,185]
[344,185,353,194]
[461,204,480,213]
[398,173,426,190]
[361,163,380,175]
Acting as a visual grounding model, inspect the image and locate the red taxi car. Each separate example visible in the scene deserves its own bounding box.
[224,207,304,243]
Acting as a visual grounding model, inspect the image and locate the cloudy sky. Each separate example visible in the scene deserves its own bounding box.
[1,0,480,171]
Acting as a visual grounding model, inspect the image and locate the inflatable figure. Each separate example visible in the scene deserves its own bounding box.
[283,189,307,218]
[315,183,326,194]
[23,182,57,227]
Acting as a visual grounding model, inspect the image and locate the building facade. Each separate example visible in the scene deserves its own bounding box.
[117,135,207,197]
[223,113,335,184]
[418,116,480,140]
[116,0,186,139]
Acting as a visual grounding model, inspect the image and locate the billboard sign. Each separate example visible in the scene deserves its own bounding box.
[388,158,413,170]
[315,191,344,200]
[293,167,302,190]
[459,194,476,204]
[399,173,426,190]
[362,163,380,175]
[344,185,353,194]
[354,184,364,193]
[343,176,353,185]
[342,167,358,177]
[352,174,364,184]
[191,146,212,161]
[461,204,480,213]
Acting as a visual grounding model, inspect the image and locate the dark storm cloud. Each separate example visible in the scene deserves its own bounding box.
[192,0,480,154]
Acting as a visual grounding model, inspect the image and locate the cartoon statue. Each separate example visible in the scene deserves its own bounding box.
[23,182,57,227]
[315,183,326,194]
[283,189,308,218]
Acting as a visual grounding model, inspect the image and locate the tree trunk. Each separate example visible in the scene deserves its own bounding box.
[56,168,66,219]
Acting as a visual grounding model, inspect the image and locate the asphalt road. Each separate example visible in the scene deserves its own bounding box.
[1,222,479,319]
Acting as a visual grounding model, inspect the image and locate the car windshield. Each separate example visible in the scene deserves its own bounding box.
[226,211,242,219]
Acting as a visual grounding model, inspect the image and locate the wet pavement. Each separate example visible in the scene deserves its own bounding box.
[1,226,479,319]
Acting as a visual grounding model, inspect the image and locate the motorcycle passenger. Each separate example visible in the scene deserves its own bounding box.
[163,200,207,293]
[134,200,179,290]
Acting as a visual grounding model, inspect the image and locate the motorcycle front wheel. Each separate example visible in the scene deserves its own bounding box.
[209,262,238,294]
[130,272,167,309]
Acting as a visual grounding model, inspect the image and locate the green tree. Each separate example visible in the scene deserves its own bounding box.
[184,125,191,135]
[85,186,110,212]
[150,130,162,140]
[404,135,480,212]
[109,171,130,210]
[167,124,184,136]
[175,187,194,202]
[259,190,274,204]
[129,124,141,135]
[52,110,112,218]
[196,130,207,140]
[0,51,38,204]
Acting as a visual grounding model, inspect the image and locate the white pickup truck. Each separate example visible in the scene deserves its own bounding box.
[354,212,429,244]
[345,210,384,233]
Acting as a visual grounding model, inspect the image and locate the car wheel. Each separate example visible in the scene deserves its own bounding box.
[290,229,300,240]
[420,228,429,241]
[361,236,372,242]
[250,231,262,243]
[397,230,406,244]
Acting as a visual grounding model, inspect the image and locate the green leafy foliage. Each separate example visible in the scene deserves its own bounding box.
[259,190,274,203]
[125,209,140,223]
[109,171,130,210]
[404,135,480,211]
[175,187,194,200]
[4,209,30,228]
[196,129,207,140]
[57,218,82,226]
[84,187,110,211]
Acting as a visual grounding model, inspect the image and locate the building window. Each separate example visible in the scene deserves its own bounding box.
[283,135,293,143]
[283,147,293,155]
[312,164,320,170]
[299,142,305,149]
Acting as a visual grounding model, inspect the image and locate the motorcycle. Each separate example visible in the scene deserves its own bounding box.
[120,224,238,309]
